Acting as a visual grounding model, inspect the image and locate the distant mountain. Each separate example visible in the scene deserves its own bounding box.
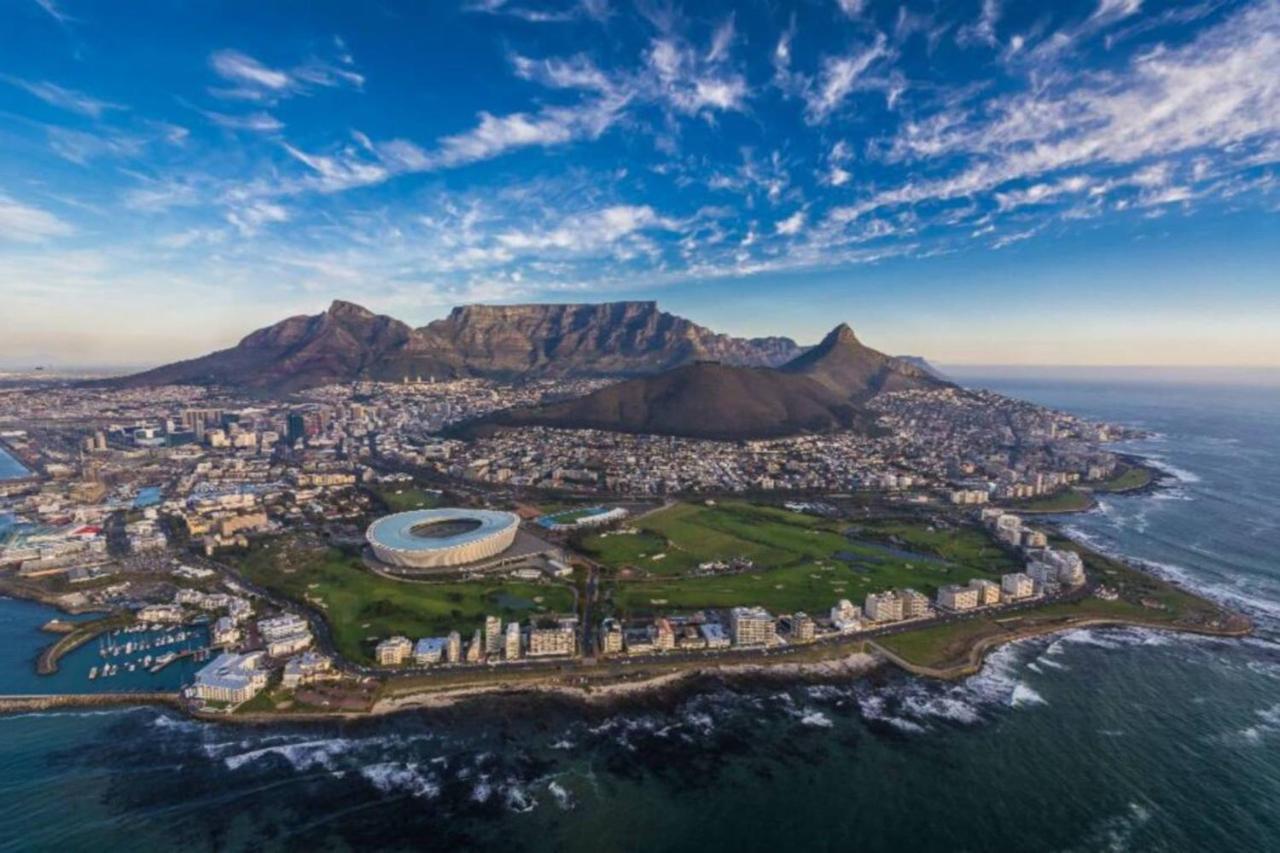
[454,361,880,441]
[895,355,950,382]
[112,301,464,393]
[780,324,952,401]
[111,300,803,391]
[422,301,802,379]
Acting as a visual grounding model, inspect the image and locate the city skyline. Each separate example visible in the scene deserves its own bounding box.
[2,0,1278,368]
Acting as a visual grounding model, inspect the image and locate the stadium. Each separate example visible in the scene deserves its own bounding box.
[366,508,521,569]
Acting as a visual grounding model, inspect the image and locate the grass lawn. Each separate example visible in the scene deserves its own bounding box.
[582,501,848,576]
[1090,465,1155,493]
[234,539,574,664]
[595,503,1021,618]
[1003,489,1094,513]
[369,485,442,513]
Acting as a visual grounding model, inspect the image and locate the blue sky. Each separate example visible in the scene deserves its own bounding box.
[1,0,1277,368]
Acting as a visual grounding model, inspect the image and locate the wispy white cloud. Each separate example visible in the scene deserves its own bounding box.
[203,109,284,133]
[5,78,124,117]
[208,47,363,101]
[0,192,74,242]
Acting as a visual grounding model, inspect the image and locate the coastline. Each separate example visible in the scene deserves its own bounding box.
[0,457,1251,725]
[0,604,1248,725]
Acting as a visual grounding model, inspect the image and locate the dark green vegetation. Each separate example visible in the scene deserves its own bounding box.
[590,502,1021,618]
[234,538,573,664]
[1090,465,1156,493]
[877,538,1243,670]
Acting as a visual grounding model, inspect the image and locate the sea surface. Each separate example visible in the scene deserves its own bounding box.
[0,444,30,480]
[2,378,1279,852]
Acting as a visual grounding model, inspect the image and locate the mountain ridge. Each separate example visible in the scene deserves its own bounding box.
[110,300,804,392]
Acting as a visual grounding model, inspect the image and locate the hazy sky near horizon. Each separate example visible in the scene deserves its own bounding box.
[1,0,1278,368]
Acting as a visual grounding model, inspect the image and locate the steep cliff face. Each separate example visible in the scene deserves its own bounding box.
[112,300,803,391]
[422,301,802,378]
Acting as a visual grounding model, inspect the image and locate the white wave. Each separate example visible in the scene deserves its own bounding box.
[799,710,834,728]
[1141,454,1202,484]
[1011,683,1047,707]
[503,782,537,813]
[1064,802,1153,853]
[547,780,574,810]
[0,707,144,723]
[359,762,440,799]
[1237,703,1280,744]
[550,738,575,750]
[223,737,359,772]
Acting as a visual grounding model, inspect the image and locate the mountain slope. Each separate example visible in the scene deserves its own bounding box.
[113,301,465,392]
[454,361,880,441]
[781,324,951,401]
[112,300,803,391]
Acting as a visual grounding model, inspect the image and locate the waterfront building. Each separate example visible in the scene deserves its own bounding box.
[900,588,931,619]
[787,612,816,643]
[729,606,776,647]
[865,591,904,623]
[938,584,979,611]
[376,636,412,666]
[258,613,312,657]
[412,637,447,665]
[654,618,676,651]
[600,618,624,655]
[528,624,576,657]
[191,651,268,706]
[281,651,333,689]
[968,578,1002,606]
[446,630,462,663]
[700,622,730,648]
[830,598,862,632]
[466,629,484,663]
[1002,572,1036,601]
[211,616,240,647]
[484,615,503,655]
[504,621,522,660]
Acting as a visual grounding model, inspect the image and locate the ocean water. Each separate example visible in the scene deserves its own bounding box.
[0,444,30,480]
[2,379,1279,852]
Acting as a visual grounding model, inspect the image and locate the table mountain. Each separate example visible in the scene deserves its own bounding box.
[110,300,803,391]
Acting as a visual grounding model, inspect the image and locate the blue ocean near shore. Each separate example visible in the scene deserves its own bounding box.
[3,378,1280,852]
[0,445,31,480]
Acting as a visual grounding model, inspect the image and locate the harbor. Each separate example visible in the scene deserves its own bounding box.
[0,596,210,695]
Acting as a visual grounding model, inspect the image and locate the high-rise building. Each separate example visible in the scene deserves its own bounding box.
[968,578,1002,606]
[787,612,816,643]
[729,607,776,646]
[938,585,979,611]
[446,630,462,663]
[864,592,904,623]
[466,629,483,663]
[484,615,503,655]
[653,618,676,651]
[504,622,522,660]
[375,636,413,666]
[600,618,624,655]
[286,413,307,447]
[1001,572,1035,600]
[900,588,931,619]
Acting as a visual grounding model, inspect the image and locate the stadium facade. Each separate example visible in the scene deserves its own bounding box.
[366,508,520,569]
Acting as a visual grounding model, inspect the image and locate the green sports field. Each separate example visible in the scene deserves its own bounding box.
[591,502,1022,618]
[235,539,574,664]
